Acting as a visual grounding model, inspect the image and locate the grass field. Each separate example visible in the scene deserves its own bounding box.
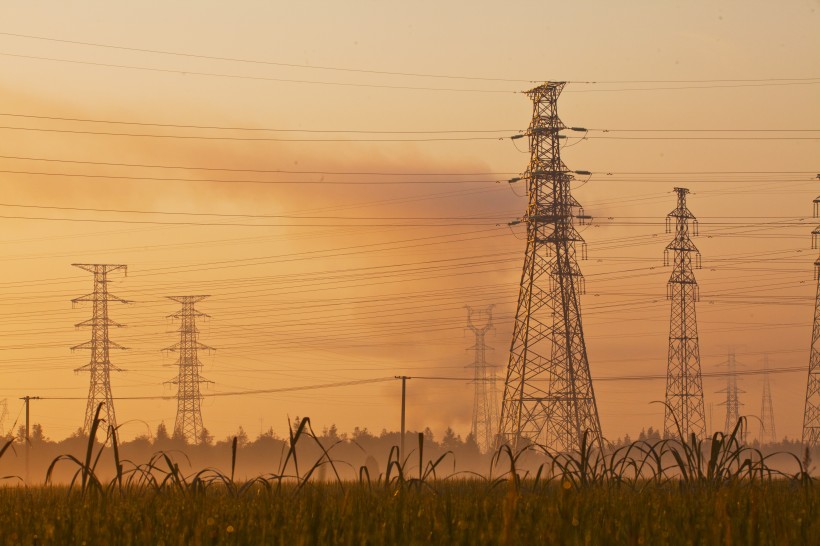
[2,415,818,545]
[1,481,817,545]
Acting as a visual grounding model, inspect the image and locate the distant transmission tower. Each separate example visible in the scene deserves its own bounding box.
[802,189,820,447]
[465,305,498,453]
[0,399,7,437]
[498,82,602,452]
[759,355,776,444]
[662,187,706,439]
[718,350,744,435]
[71,264,128,434]
[165,296,212,444]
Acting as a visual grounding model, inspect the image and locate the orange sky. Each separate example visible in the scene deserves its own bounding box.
[0,1,817,444]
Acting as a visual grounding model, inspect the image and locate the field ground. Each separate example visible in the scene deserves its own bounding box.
[1,481,818,546]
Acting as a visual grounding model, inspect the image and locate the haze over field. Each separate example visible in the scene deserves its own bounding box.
[0,0,817,447]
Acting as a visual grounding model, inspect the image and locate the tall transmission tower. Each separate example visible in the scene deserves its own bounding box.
[759,355,776,444]
[498,82,602,452]
[465,305,498,453]
[71,264,128,434]
[165,296,212,444]
[802,189,820,447]
[662,187,706,439]
[718,350,744,434]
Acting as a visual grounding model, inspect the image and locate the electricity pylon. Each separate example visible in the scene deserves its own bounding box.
[663,187,706,439]
[759,355,776,444]
[165,296,212,444]
[71,264,128,434]
[0,399,7,437]
[718,350,744,435]
[498,82,602,452]
[466,305,498,453]
[802,189,820,447]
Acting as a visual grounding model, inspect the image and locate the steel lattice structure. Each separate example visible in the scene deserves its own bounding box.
[719,350,744,434]
[71,264,128,434]
[498,82,602,452]
[0,399,7,437]
[662,187,706,439]
[802,191,820,446]
[166,296,212,444]
[465,305,498,453]
[759,355,776,444]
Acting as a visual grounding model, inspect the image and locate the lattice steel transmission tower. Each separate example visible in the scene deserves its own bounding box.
[759,355,776,444]
[719,350,744,434]
[802,189,820,446]
[0,399,7,437]
[71,264,128,434]
[498,82,602,452]
[165,296,212,444]
[663,187,706,439]
[466,305,498,453]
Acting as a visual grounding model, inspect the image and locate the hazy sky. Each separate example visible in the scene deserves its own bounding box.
[0,1,817,444]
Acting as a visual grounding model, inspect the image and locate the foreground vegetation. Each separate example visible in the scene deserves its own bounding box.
[1,480,817,545]
[1,410,818,545]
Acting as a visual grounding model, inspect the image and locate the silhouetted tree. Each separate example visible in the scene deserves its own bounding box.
[155,422,170,446]
[442,427,461,450]
[463,433,480,457]
[322,424,339,442]
[352,426,374,442]
[198,427,214,446]
[171,426,187,447]
[235,426,249,447]
[31,423,47,442]
[423,427,434,444]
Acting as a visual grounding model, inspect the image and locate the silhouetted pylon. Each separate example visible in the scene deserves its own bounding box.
[498,82,602,452]
[0,399,7,437]
[663,188,706,439]
[802,187,820,447]
[165,296,213,444]
[465,305,498,453]
[718,350,744,435]
[759,355,776,444]
[71,264,128,434]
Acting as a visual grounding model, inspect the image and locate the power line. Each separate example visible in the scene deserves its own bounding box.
[0,31,535,83]
[587,136,820,141]
[0,202,513,221]
[565,81,820,92]
[2,111,817,134]
[33,376,398,400]
[2,153,814,177]
[0,124,505,142]
[4,50,819,93]
[0,213,503,228]
[1,124,818,142]
[412,365,807,383]
[0,112,518,134]
[8,168,808,187]
[0,52,518,94]
[17,365,808,402]
[3,31,818,87]
[590,128,820,133]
